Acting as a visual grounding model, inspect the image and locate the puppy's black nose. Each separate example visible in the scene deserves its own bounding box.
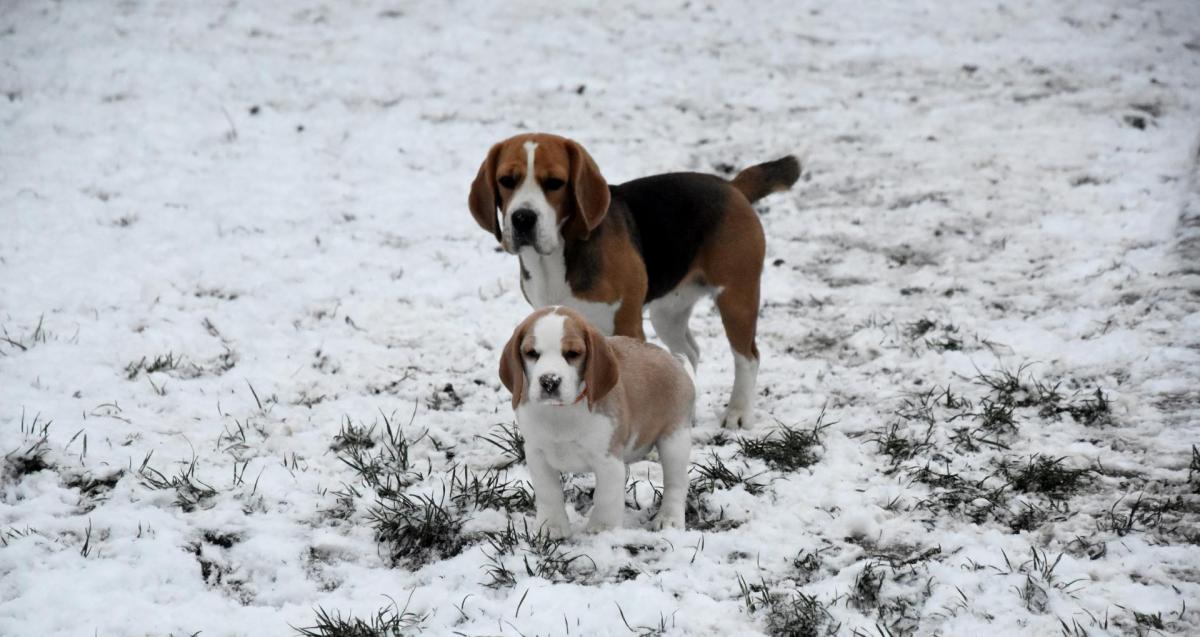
[539,373,561,395]
[511,208,536,234]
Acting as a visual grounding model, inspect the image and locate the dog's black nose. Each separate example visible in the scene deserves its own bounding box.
[511,208,536,234]
[539,373,561,395]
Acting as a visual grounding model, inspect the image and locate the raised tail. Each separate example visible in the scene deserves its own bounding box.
[730,155,801,203]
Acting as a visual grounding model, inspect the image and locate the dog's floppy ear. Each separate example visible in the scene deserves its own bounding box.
[498,321,527,409]
[565,139,610,236]
[469,142,504,242]
[582,323,618,409]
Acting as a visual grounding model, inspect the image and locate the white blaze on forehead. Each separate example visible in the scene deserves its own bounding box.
[506,139,562,253]
[509,141,540,210]
[530,311,566,357]
[523,141,537,185]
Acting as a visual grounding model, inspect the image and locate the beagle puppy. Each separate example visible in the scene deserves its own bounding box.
[470,133,799,428]
[499,306,695,537]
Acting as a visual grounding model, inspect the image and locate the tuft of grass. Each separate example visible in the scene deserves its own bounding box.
[905,318,937,340]
[1063,388,1111,427]
[330,418,375,453]
[690,453,766,495]
[5,410,53,479]
[0,314,48,353]
[369,491,466,567]
[447,466,534,513]
[138,453,219,512]
[475,423,525,469]
[686,493,743,532]
[868,423,933,471]
[738,412,832,471]
[480,518,596,589]
[294,595,426,637]
[907,462,1009,525]
[125,352,184,380]
[999,455,1089,499]
[1132,610,1164,631]
[426,383,463,411]
[335,412,422,499]
[848,562,885,610]
[737,574,837,637]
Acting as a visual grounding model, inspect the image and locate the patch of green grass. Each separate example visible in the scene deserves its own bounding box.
[0,314,48,353]
[737,413,831,471]
[905,318,937,340]
[475,423,525,469]
[4,410,53,479]
[125,352,185,380]
[330,418,375,453]
[868,423,933,471]
[480,518,596,589]
[737,574,838,637]
[691,453,766,495]
[848,562,885,610]
[294,595,426,637]
[447,466,534,513]
[335,412,422,499]
[1000,455,1089,499]
[138,453,219,512]
[369,491,466,567]
[686,493,744,531]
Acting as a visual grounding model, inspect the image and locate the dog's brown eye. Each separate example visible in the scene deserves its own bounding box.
[523,349,539,361]
[498,175,518,189]
[563,350,580,361]
[543,178,565,192]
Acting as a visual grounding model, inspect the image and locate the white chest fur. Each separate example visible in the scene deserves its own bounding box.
[517,401,617,474]
[518,248,618,334]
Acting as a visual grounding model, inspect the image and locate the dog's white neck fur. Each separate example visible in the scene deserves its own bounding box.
[519,249,618,334]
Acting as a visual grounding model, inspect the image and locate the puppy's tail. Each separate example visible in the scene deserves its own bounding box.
[731,155,802,203]
[674,353,697,385]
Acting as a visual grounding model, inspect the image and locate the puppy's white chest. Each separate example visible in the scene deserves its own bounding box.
[518,249,618,334]
[517,403,616,474]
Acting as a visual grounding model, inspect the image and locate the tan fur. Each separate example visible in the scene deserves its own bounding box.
[694,194,765,358]
[598,336,695,455]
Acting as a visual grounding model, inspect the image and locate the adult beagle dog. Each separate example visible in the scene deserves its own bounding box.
[470,133,799,428]
[499,306,695,537]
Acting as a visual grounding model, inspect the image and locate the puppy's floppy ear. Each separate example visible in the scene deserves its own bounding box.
[498,322,527,409]
[565,139,610,236]
[582,323,618,409]
[469,143,504,242]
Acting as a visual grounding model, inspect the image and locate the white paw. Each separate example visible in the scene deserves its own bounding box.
[721,406,752,429]
[650,510,685,531]
[533,516,571,539]
[583,514,621,534]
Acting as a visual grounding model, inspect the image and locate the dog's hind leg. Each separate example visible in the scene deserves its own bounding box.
[650,427,690,530]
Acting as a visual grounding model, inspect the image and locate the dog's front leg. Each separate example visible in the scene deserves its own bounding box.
[584,455,627,533]
[527,450,570,539]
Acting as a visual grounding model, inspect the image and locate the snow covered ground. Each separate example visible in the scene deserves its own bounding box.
[3,0,1200,635]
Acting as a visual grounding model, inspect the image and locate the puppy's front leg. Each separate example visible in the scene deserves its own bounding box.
[584,456,627,533]
[527,450,570,539]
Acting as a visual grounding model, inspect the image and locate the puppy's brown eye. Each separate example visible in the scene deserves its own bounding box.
[543,178,565,192]
[498,175,518,189]
[523,349,539,361]
[563,350,581,361]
